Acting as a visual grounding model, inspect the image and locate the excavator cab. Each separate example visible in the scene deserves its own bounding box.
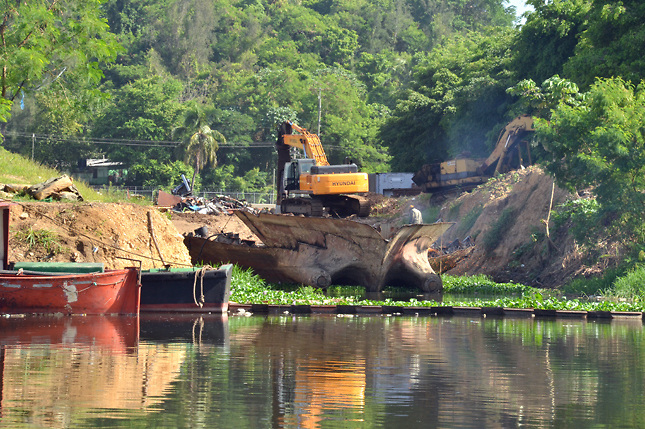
[284,159,315,191]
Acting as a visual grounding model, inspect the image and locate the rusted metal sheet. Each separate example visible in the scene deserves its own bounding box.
[185,212,452,292]
[156,190,183,207]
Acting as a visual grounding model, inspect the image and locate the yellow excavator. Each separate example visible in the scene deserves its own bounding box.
[412,115,535,193]
[276,121,371,217]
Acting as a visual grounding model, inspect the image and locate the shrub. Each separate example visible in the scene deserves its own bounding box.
[609,266,645,300]
[16,228,64,255]
[453,204,483,237]
[481,207,515,251]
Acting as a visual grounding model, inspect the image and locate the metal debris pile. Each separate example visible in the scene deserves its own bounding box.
[429,235,474,256]
[157,188,263,214]
[172,195,257,215]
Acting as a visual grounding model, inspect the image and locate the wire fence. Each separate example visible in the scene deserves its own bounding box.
[94,186,276,205]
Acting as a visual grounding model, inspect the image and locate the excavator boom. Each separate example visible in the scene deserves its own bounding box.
[478,115,534,175]
[280,123,329,166]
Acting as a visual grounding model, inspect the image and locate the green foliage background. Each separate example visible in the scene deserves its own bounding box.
[4,0,644,191]
[3,0,645,269]
[2,0,518,192]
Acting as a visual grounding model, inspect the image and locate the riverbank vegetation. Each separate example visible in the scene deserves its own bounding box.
[229,266,645,312]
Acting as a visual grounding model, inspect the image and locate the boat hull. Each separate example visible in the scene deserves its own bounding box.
[185,212,453,292]
[0,268,140,315]
[140,265,231,313]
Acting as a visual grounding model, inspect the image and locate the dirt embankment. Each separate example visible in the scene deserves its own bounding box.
[7,202,193,270]
[432,166,590,288]
[4,166,594,288]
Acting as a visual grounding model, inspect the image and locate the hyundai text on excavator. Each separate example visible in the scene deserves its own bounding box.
[276,121,371,217]
[412,115,535,193]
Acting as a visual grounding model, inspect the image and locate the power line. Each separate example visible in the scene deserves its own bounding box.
[6,131,347,150]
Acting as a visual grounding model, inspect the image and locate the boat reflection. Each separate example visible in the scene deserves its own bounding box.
[139,312,229,347]
[0,314,228,427]
[0,314,140,351]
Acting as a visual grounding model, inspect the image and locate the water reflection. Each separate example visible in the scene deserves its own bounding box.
[1,314,645,428]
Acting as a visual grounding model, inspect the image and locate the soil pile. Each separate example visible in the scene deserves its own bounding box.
[432,166,587,288]
[7,202,192,270]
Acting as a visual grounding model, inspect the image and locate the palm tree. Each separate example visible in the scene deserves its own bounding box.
[184,125,225,191]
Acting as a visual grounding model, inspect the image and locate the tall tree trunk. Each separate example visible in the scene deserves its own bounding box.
[191,155,200,192]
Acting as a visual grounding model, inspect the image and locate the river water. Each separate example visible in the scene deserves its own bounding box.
[1,313,644,428]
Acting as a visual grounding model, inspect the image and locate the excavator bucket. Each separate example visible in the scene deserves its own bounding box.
[185,211,453,292]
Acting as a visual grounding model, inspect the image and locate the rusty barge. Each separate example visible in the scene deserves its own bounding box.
[185,211,452,292]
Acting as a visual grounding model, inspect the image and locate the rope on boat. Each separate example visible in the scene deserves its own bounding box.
[193,266,210,308]
[192,317,204,344]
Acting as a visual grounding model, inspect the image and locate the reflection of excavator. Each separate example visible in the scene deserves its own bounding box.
[412,115,535,193]
[276,121,371,217]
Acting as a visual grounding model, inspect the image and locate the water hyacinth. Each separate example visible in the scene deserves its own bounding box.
[228,265,645,312]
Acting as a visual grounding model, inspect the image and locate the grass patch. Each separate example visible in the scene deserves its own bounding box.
[443,274,535,295]
[605,266,645,300]
[453,204,483,237]
[481,207,515,251]
[561,267,624,297]
[16,227,64,255]
[93,184,152,205]
[229,266,341,305]
[421,205,440,224]
[0,146,141,203]
[227,265,645,312]
[445,201,462,222]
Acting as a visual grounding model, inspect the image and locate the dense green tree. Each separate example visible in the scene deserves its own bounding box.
[185,125,225,190]
[127,159,192,188]
[3,0,525,189]
[384,28,516,172]
[0,0,120,135]
[313,69,391,172]
[536,77,645,243]
[356,51,415,107]
[148,0,220,78]
[91,75,185,165]
[564,0,645,89]
[507,75,584,118]
[512,0,590,85]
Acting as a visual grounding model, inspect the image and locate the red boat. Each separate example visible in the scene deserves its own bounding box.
[0,202,141,315]
[0,268,141,315]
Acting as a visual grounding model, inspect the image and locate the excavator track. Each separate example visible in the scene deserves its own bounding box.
[319,194,371,218]
[280,195,371,218]
[281,198,324,217]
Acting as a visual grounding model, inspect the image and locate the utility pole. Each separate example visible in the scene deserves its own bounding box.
[317,88,322,136]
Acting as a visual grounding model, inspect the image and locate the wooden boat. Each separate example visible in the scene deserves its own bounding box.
[0,268,141,315]
[0,202,141,316]
[140,265,232,313]
[0,201,9,271]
